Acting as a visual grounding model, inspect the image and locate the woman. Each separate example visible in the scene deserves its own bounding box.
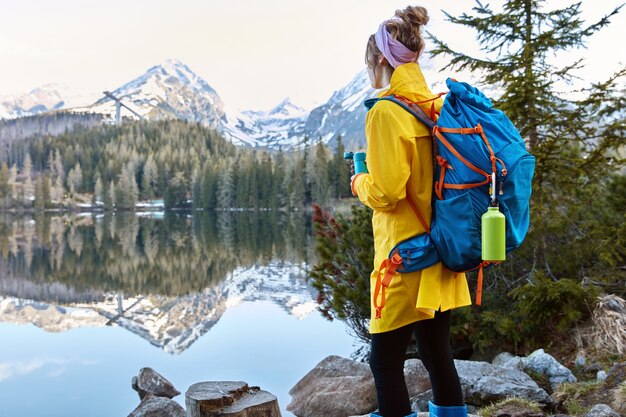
[350,6,471,417]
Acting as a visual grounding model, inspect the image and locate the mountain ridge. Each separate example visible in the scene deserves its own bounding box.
[0,59,454,149]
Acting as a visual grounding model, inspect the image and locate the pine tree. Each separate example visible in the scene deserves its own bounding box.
[93,175,103,205]
[108,181,116,210]
[67,162,83,195]
[141,154,158,200]
[0,163,11,207]
[288,159,306,210]
[429,1,622,151]
[115,163,139,209]
[22,153,34,203]
[273,149,287,209]
[164,171,187,209]
[217,162,235,210]
[54,149,65,182]
[34,175,51,210]
[330,135,352,199]
[424,0,626,349]
[311,139,331,205]
[8,164,18,200]
[34,176,45,211]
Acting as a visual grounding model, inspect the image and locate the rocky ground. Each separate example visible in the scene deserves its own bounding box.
[125,295,626,416]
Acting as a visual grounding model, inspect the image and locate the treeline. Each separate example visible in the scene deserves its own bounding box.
[0,211,313,297]
[0,120,354,210]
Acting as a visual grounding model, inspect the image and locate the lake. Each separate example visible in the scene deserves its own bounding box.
[0,211,359,417]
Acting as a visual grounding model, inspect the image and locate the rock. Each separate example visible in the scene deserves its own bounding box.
[521,349,577,390]
[185,381,281,417]
[583,404,620,417]
[287,355,377,417]
[127,394,186,417]
[132,367,181,400]
[597,370,607,382]
[575,352,586,367]
[454,360,552,406]
[404,359,432,397]
[290,355,552,416]
[493,352,517,366]
[411,389,433,412]
[492,352,524,370]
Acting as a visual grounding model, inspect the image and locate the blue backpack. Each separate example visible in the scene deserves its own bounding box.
[365,78,535,316]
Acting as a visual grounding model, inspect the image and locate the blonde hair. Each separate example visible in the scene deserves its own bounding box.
[366,5,429,69]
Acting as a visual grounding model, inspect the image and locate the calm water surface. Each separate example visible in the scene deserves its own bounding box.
[0,212,358,417]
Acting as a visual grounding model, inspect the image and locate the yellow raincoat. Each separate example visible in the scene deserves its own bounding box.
[352,63,471,334]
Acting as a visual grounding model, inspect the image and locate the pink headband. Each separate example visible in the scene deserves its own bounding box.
[374,19,419,68]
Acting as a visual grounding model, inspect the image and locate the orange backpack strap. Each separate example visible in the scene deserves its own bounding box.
[406,194,430,234]
[472,261,498,305]
[373,254,403,319]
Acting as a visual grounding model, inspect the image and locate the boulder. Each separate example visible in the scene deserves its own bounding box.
[583,404,620,417]
[492,352,524,370]
[454,360,552,406]
[127,394,186,417]
[404,359,432,397]
[132,367,181,400]
[287,355,376,417]
[521,349,577,390]
[289,355,552,416]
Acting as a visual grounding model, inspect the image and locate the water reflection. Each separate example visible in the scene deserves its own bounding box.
[0,211,317,353]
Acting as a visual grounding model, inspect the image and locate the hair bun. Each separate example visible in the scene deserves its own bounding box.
[395,5,429,27]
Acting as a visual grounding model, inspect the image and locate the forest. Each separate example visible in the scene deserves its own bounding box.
[0,120,353,211]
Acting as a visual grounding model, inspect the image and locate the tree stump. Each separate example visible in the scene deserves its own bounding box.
[185,381,282,417]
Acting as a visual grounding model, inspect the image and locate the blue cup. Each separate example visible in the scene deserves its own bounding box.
[344,151,368,174]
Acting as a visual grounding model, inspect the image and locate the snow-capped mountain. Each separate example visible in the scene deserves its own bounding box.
[86,59,226,126]
[0,58,455,149]
[0,84,67,119]
[0,84,102,120]
[223,98,309,148]
[302,69,375,148]
[223,70,376,149]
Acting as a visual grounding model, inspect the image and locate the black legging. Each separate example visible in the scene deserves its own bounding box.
[369,310,464,417]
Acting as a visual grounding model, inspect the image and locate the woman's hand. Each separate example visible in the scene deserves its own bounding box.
[350,174,364,196]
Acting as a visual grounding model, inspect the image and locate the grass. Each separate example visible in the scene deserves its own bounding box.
[552,381,607,416]
[478,397,543,417]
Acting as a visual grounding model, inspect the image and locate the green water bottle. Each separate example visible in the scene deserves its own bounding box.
[481,206,506,261]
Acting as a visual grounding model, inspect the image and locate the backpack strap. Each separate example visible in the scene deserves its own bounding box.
[373,254,403,319]
[365,96,436,131]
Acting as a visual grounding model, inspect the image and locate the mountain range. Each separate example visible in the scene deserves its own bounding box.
[0,58,449,149]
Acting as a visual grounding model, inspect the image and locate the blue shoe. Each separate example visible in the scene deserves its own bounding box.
[428,401,468,417]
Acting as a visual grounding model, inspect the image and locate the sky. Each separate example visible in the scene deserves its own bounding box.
[0,0,624,113]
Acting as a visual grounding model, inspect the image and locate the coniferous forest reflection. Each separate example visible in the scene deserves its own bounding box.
[0,211,314,301]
